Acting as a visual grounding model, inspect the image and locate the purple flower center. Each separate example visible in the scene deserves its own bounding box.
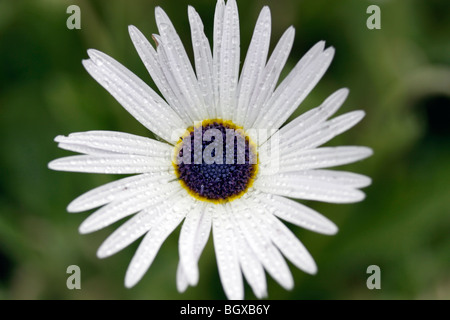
[175,121,257,202]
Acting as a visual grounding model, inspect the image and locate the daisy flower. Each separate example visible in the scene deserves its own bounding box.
[49,0,372,299]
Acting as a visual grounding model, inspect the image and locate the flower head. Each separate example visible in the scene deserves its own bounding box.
[49,0,372,299]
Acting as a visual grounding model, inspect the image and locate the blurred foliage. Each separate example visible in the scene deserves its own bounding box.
[0,0,449,300]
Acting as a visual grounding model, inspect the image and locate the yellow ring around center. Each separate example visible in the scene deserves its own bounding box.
[172,119,259,204]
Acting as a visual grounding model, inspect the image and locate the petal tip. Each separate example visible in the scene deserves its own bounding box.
[338,87,350,98]
[96,247,109,259]
[128,25,138,35]
[67,198,86,213]
[124,273,140,289]
[47,159,59,171]
[78,222,93,235]
[54,135,65,143]
[355,110,366,121]
[309,265,318,275]
[261,6,271,15]
[324,46,335,57]
[330,224,339,235]
[86,48,97,57]
[81,59,91,68]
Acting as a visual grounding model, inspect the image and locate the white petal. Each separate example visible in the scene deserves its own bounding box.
[55,131,172,158]
[155,40,195,123]
[212,204,244,300]
[124,195,192,288]
[176,261,189,293]
[188,6,215,117]
[270,41,325,102]
[262,146,374,174]
[218,0,240,121]
[55,143,116,156]
[212,0,226,119]
[79,183,181,234]
[235,6,271,126]
[277,88,349,146]
[97,192,187,258]
[253,192,338,235]
[178,202,204,286]
[232,200,294,290]
[176,203,212,292]
[127,25,165,87]
[254,172,367,203]
[156,8,207,121]
[234,224,267,299]
[282,111,366,152]
[158,25,207,121]
[244,27,295,129]
[260,211,317,274]
[299,170,372,188]
[255,44,335,130]
[128,25,186,119]
[192,203,213,262]
[48,154,171,174]
[67,172,174,213]
[82,50,185,143]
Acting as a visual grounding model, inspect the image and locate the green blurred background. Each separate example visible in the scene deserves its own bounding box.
[0,0,449,300]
